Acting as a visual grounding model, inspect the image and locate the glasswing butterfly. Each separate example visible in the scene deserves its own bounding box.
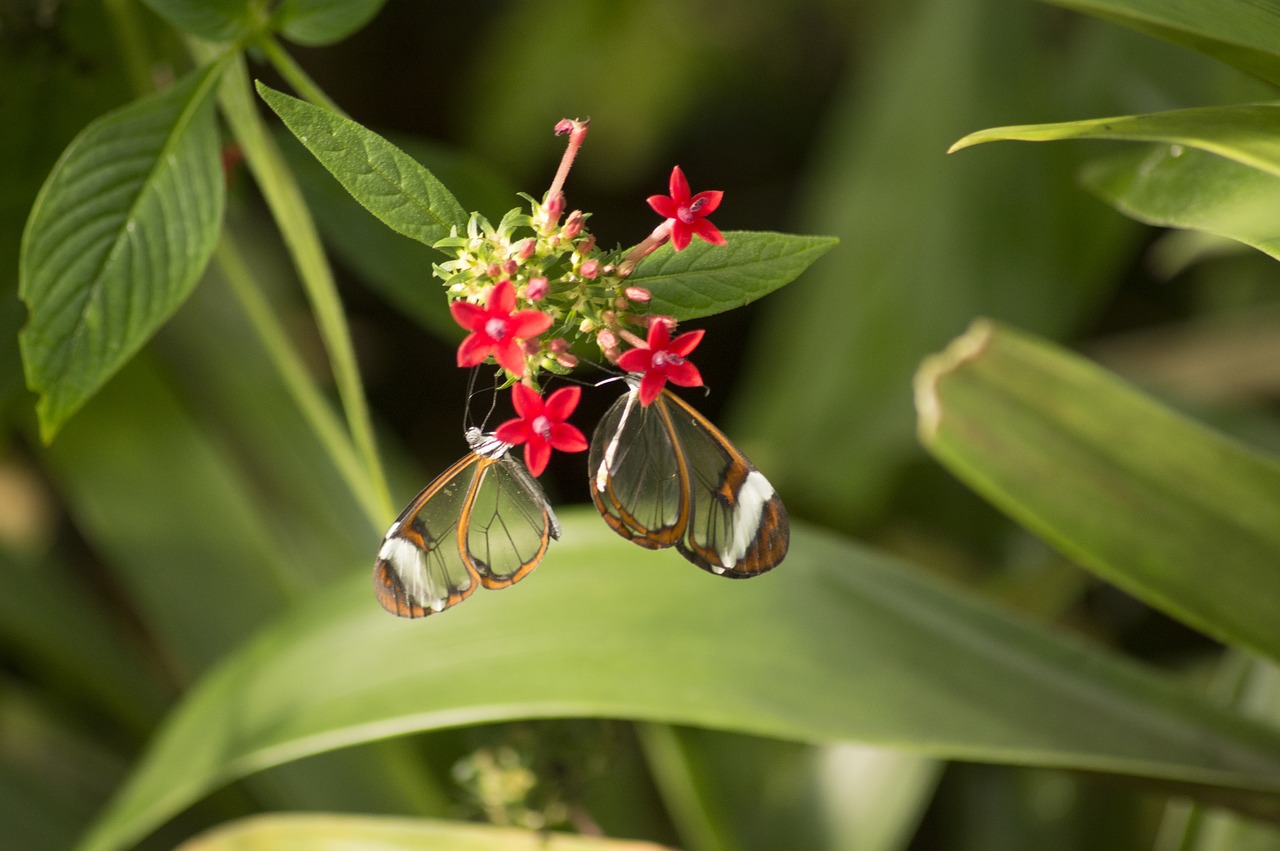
[589,380,789,577]
[374,427,560,617]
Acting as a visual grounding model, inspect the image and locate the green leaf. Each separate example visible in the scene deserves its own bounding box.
[1045,0,1280,87]
[915,319,1280,664]
[255,82,467,249]
[139,0,257,43]
[175,813,672,850]
[80,517,1280,851]
[949,102,1280,178]
[627,232,836,322]
[273,0,386,47]
[18,61,228,442]
[1080,145,1280,261]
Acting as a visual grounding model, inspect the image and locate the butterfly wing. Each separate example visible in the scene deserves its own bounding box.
[464,453,561,589]
[588,386,689,548]
[373,453,487,618]
[659,391,789,577]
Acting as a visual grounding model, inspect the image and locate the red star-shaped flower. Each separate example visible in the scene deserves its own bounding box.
[450,280,553,376]
[494,384,588,477]
[647,166,726,251]
[616,321,705,406]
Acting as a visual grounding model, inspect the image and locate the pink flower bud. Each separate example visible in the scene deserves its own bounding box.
[597,328,618,350]
[502,259,519,276]
[516,239,537,260]
[647,314,676,331]
[548,337,569,353]
[486,263,502,279]
[521,338,541,356]
[544,193,565,223]
[579,259,599,279]
[624,286,651,303]
[556,352,579,369]
[554,119,576,136]
[576,235,596,255]
[525,277,549,301]
[563,210,584,240]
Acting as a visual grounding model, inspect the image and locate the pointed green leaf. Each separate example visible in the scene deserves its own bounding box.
[627,231,836,321]
[255,82,467,248]
[80,518,1280,851]
[274,0,386,46]
[950,102,1280,178]
[18,61,228,442]
[915,319,1280,664]
[1080,145,1280,261]
[1045,0,1280,87]
[176,813,672,850]
[139,0,256,43]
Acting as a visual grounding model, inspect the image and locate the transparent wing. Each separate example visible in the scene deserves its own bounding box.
[660,391,790,578]
[372,454,484,618]
[465,455,560,589]
[588,387,689,548]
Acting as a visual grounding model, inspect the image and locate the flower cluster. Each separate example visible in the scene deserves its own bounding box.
[439,119,722,474]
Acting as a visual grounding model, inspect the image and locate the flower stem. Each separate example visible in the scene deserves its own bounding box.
[213,236,386,532]
[258,35,348,116]
[216,53,394,524]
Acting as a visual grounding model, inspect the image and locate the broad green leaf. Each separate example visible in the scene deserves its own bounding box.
[627,232,836,322]
[274,0,386,46]
[176,813,672,850]
[255,82,467,248]
[1080,145,1280,261]
[80,517,1280,851]
[949,102,1280,178]
[1045,0,1280,87]
[139,0,257,43]
[915,319,1280,664]
[19,60,228,442]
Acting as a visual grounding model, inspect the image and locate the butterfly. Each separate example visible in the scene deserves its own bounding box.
[588,380,789,577]
[374,427,560,617]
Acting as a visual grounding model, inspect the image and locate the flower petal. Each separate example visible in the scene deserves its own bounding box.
[668,166,690,203]
[488,279,516,314]
[616,348,652,374]
[669,221,693,251]
[449,300,486,331]
[508,309,553,339]
[494,418,530,445]
[647,195,678,219]
[646,320,672,351]
[549,422,588,453]
[456,333,493,367]
[493,339,527,375]
[524,439,551,477]
[689,189,723,216]
[667,329,704,357]
[665,360,703,389]
[637,371,666,407]
[543,386,581,422]
[690,218,726,246]
[510,383,544,419]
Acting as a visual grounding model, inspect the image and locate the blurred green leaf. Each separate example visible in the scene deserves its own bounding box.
[19,60,228,442]
[1046,0,1280,87]
[915,319,1280,663]
[730,0,1135,526]
[1081,145,1280,261]
[176,812,674,850]
[81,517,1280,851]
[273,0,386,47]
[628,232,836,322]
[140,0,256,43]
[950,102,1280,176]
[255,83,467,249]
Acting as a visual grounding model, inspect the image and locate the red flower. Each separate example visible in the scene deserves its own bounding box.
[616,321,705,406]
[450,280,553,376]
[647,166,725,251]
[495,384,588,476]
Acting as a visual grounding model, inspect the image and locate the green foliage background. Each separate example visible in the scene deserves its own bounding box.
[5,1,1280,850]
